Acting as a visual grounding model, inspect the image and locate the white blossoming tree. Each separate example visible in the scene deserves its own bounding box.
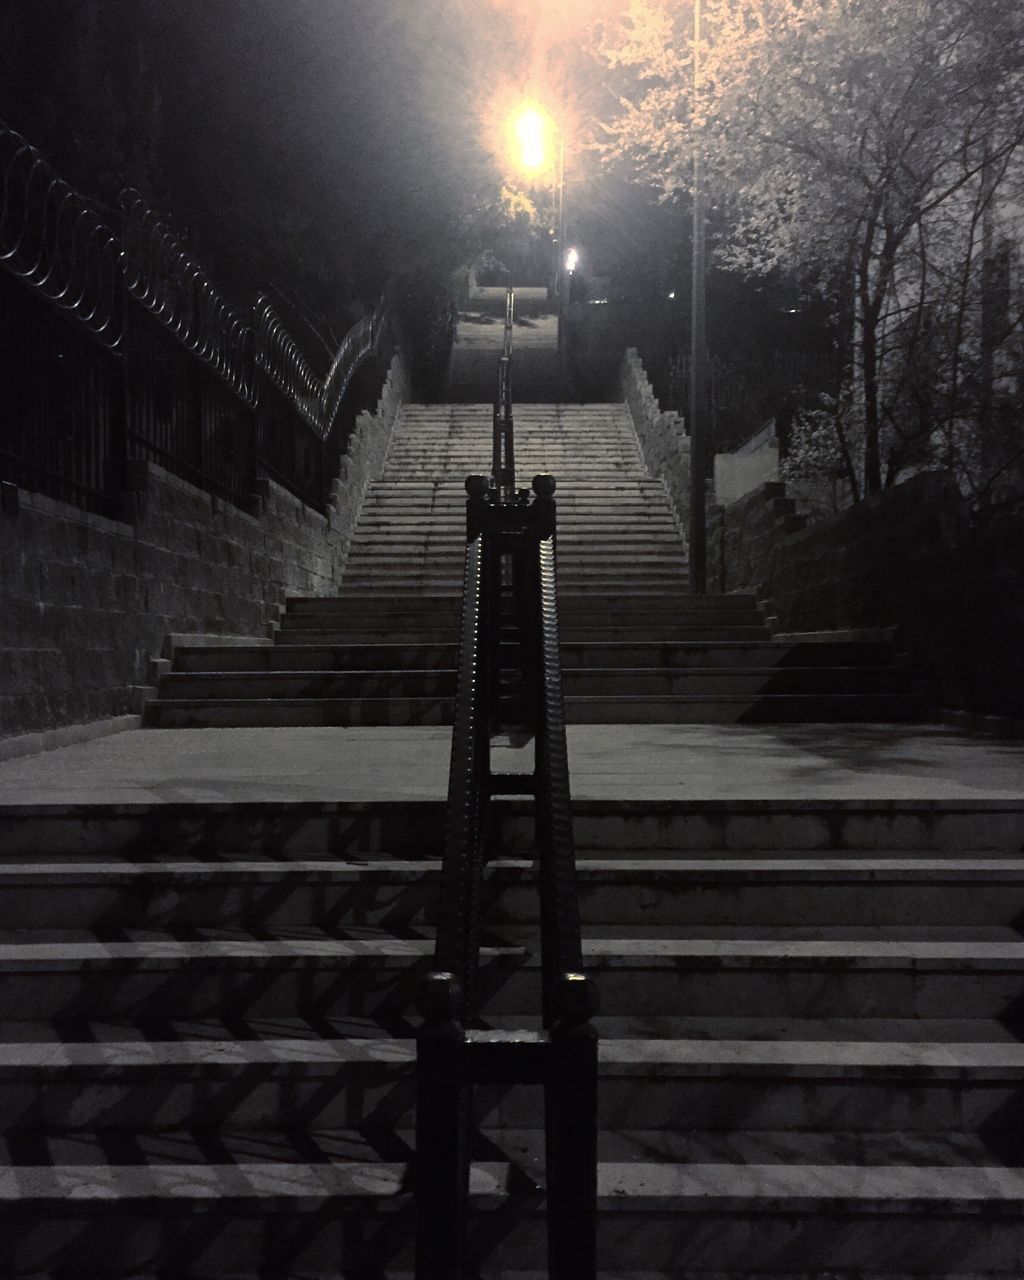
[596,0,1024,504]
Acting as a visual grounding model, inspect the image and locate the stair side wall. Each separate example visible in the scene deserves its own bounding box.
[620,348,690,534]
[0,355,408,749]
[708,471,1024,721]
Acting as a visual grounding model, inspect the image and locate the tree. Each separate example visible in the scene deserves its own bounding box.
[596,0,1024,502]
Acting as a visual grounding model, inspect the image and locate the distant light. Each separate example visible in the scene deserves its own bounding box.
[565,247,580,273]
[507,102,554,177]
[783,308,798,314]
[668,291,676,299]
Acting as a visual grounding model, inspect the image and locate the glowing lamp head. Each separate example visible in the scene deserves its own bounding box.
[507,101,554,178]
[565,247,579,273]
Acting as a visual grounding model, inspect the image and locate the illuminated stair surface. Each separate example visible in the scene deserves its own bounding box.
[0,798,1023,1276]
[144,402,923,727]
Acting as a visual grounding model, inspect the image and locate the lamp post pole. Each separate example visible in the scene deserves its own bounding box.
[688,0,708,594]
[557,135,566,302]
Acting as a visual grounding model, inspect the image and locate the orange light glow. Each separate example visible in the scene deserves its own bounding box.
[507,101,556,177]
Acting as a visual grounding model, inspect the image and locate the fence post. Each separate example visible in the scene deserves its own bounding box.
[415,971,470,1279]
[546,973,600,1280]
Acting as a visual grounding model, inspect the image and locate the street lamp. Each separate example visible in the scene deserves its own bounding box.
[505,100,567,303]
[506,101,556,180]
[689,0,708,594]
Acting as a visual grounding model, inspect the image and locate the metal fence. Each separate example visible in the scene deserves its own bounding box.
[0,118,389,519]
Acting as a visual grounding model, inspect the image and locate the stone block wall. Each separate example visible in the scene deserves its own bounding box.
[713,442,779,507]
[708,471,1024,719]
[1,355,408,743]
[620,348,690,532]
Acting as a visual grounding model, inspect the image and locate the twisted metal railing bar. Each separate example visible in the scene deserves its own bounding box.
[121,189,256,403]
[0,120,122,347]
[492,284,515,503]
[416,287,598,1280]
[1,116,391,516]
[254,297,325,433]
[318,294,389,441]
[254,292,389,442]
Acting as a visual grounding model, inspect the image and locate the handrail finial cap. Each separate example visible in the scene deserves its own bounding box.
[552,971,600,1026]
[416,971,463,1022]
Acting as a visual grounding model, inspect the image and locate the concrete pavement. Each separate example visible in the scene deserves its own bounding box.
[0,723,1020,809]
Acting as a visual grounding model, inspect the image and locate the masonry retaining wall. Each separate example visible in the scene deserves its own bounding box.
[1,355,408,743]
[620,348,690,532]
[708,471,1024,719]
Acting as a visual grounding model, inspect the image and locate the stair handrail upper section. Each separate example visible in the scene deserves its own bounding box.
[493,284,515,502]
[121,189,257,403]
[0,115,392,425]
[254,292,389,441]
[0,119,122,348]
[416,290,598,1277]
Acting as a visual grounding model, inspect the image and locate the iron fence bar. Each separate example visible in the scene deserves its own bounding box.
[431,476,490,1011]
[0,119,123,349]
[493,286,515,502]
[121,189,256,404]
[2,117,391,520]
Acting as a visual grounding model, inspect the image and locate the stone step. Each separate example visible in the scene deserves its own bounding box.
[270,627,461,645]
[3,857,1023,931]
[153,672,457,701]
[360,487,667,497]
[283,598,754,625]
[341,554,689,573]
[562,667,914,698]
[2,798,1020,856]
[6,1146,1018,1276]
[0,928,1021,1021]
[158,660,921,701]
[173,640,902,676]
[560,640,899,669]
[337,577,696,592]
[381,456,643,465]
[274,627,765,647]
[142,696,452,729]
[174,643,459,673]
[346,535,685,550]
[567,692,924,723]
[286,592,753,611]
[2,1033,1023,1136]
[359,484,670,497]
[349,520,682,535]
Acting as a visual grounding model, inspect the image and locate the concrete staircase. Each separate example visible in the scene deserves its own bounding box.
[0,796,1023,1276]
[144,403,922,727]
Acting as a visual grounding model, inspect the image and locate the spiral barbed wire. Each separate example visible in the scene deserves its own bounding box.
[256,293,388,441]
[3,116,391,444]
[0,119,122,348]
[120,189,257,404]
[254,297,329,433]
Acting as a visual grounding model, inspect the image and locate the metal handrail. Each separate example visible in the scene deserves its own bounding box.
[254,294,388,441]
[0,119,122,348]
[493,285,515,502]
[1,117,392,517]
[416,306,598,1277]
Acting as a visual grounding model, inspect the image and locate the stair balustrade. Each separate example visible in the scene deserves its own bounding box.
[415,287,598,1279]
[0,117,390,518]
[493,284,516,503]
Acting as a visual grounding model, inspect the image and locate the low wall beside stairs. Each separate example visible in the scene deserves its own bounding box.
[620,348,690,534]
[708,471,1024,721]
[0,355,409,748]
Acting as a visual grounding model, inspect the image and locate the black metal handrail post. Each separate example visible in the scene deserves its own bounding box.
[416,292,597,1280]
[532,478,599,1278]
[493,285,515,503]
[416,475,490,1279]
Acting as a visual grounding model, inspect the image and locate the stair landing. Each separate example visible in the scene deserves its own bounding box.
[0,723,1020,807]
